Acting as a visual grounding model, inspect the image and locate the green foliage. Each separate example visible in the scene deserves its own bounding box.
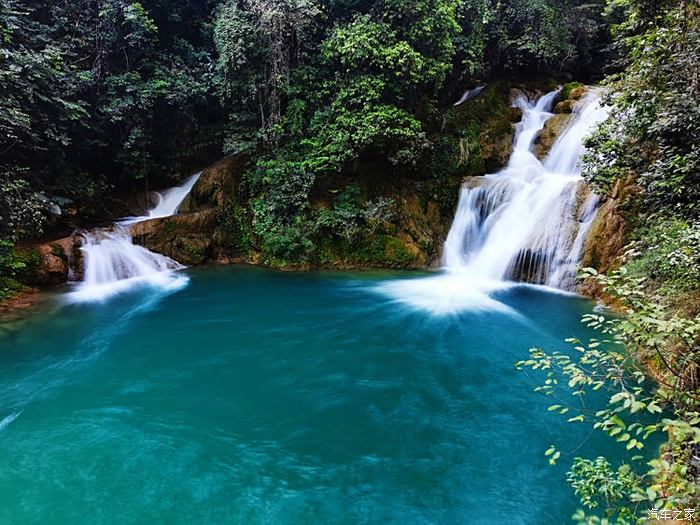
[214,0,319,145]
[583,3,700,217]
[219,200,252,253]
[569,457,639,521]
[624,218,700,294]
[246,159,317,262]
[0,168,46,241]
[517,268,700,522]
[0,240,39,299]
[562,82,585,100]
[317,186,396,242]
[453,0,612,79]
[246,158,400,263]
[303,102,428,172]
[288,5,459,173]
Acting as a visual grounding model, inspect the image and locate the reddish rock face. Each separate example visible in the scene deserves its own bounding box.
[30,235,84,286]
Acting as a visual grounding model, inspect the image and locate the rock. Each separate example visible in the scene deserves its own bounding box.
[185,155,247,211]
[536,113,572,158]
[30,235,83,285]
[555,83,588,114]
[569,86,587,101]
[485,133,514,172]
[579,177,641,296]
[508,106,523,122]
[130,208,222,265]
[462,176,487,189]
[555,99,576,114]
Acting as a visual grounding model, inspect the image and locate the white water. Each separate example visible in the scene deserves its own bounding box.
[454,84,487,106]
[376,89,609,314]
[443,89,608,289]
[119,173,200,226]
[68,173,200,303]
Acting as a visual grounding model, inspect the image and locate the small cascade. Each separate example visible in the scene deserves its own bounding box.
[67,173,201,303]
[442,89,609,290]
[119,173,200,226]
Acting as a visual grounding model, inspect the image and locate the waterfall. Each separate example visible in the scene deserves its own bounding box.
[374,88,608,314]
[67,173,200,303]
[119,173,200,226]
[442,89,608,290]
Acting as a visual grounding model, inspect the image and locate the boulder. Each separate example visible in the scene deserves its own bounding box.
[30,235,84,285]
[536,113,573,159]
[130,208,223,265]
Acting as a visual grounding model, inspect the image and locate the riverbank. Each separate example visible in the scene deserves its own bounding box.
[0,287,50,323]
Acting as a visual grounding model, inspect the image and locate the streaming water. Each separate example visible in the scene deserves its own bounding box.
[68,173,200,303]
[443,90,608,288]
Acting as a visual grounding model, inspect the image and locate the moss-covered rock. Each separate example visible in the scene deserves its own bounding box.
[579,177,641,296]
[536,113,572,158]
[561,82,586,101]
[441,81,518,174]
[554,84,588,114]
[23,235,83,286]
[130,208,223,265]
[535,83,590,158]
[184,155,247,211]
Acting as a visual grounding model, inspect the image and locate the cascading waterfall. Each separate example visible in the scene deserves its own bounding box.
[375,88,608,314]
[443,89,608,290]
[67,173,200,303]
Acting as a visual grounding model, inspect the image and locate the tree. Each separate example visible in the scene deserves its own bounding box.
[214,0,319,145]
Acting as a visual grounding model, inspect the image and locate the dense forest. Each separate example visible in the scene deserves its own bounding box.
[1,0,699,522]
[1,0,613,262]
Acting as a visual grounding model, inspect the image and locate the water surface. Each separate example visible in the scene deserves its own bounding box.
[0,267,620,524]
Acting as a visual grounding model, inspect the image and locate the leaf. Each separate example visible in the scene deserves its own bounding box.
[646,487,656,501]
[610,392,627,404]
